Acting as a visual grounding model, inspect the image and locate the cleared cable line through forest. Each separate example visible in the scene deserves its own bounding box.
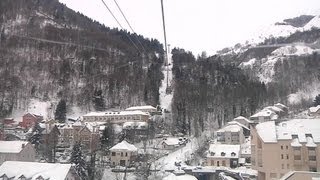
[112,0,146,51]
[100,0,142,54]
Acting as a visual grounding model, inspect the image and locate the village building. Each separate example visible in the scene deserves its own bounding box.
[125,105,157,114]
[110,140,138,167]
[250,109,278,123]
[19,113,43,129]
[82,111,150,124]
[0,161,79,180]
[251,119,320,180]
[73,122,102,152]
[0,141,36,165]
[279,171,320,180]
[123,121,149,143]
[161,137,182,150]
[308,105,320,117]
[57,123,74,146]
[233,116,252,128]
[216,123,245,144]
[206,144,240,168]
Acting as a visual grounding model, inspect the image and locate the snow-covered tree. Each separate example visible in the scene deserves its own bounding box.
[28,122,43,151]
[313,94,320,106]
[54,99,67,123]
[70,143,88,179]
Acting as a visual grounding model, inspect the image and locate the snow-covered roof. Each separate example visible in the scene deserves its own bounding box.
[125,105,156,111]
[274,103,287,109]
[234,116,252,123]
[0,141,29,153]
[0,161,72,180]
[163,173,197,180]
[291,138,302,147]
[83,110,149,117]
[123,121,148,129]
[264,106,284,113]
[309,105,320,113]
[250,109,277,118]
[256,121,277,143]
[227,121,250,130]
[208,144,240,158]
[257,119,320,143]
[110,140,138,152]
[217,124,242,133]
[163,138,180,146]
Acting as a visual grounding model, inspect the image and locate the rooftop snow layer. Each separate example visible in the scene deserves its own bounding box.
[256,121,277,143]
[309,105,320,113]
[125,105,156,111]
[163,138,181,146]
[0,141,29,153]
[208,144,240,158]
[0,161,72,180]
[83,110,149,117]
[110,140,138,152]
[217,124,242,132]
[257,119,320,143]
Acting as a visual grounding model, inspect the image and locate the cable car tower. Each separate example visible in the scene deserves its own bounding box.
[161,0,172,94]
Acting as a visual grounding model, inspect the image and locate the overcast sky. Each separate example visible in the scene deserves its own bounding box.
[59,0,320,55]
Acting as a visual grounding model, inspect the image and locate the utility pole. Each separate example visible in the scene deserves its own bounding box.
[160,0,170,94]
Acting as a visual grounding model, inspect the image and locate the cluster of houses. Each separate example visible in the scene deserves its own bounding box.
[0,105,159,179]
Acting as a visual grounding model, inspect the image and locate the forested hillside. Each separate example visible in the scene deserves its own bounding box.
[0,0,164,118]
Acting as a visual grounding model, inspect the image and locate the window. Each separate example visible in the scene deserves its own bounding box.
[286,154,289,159]
[281,164,284,169]
[281,146,283,150]
[294,155,301,160]
[222,160,226,166]
[310,167,317,172]
[112,152,116,156]
[121,152,123,157]
[210,152,215,156]
[125,152,128,157]
[281,154,284,159]
[286,146,288,150]
[221,152,226,156]
[309,156,316,161]
[217,161,220,166]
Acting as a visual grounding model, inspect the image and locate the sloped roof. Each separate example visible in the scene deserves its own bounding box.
[217,124,242,133]
[0,161,72,180]
[125,105,156,111]
[208,144,240,158]
[309,105,320,113]
[163,138,180,146]
[110,140,138,152]
[0,141,29,153]
[234,116,252,123]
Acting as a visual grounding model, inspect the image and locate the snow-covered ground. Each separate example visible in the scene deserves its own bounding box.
[159,54,173,111]
[287,82,320,105]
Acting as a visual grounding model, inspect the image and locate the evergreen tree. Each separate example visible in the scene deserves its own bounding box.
[70,143,88,179]
[28,122,43,151]
[55,99,67,123]
[100,122,114,151]
[93,89,105,111]
[314,94,320,106]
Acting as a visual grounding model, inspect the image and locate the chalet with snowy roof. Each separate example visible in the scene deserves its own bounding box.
[0,161,79,180]
[125,105,157,114]
[251,119,320,180]
[233,116,252,128]
[20,113,43,129]
[0,141,35,165]
[227,120,251,137]
[308,105,320,117]
[161,137,182,150]
[82,110,150,124]
[206,144,240,168]
[110,140,138,166]
[250,109,278,123]
[216,123,246,144]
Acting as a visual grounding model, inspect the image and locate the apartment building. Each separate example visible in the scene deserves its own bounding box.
[82,111,150,124]
[216,123,245,144]
[109,140,138,167]
[206,144,240,168]
[251,119,320,180]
